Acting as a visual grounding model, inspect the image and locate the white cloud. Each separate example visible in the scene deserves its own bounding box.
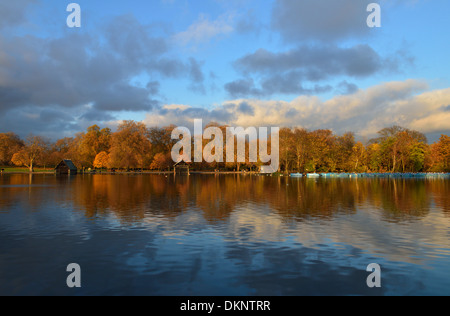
[173,13,234,46]
[143,80,450,139]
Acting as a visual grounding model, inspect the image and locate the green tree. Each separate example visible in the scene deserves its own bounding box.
[409,142,427,172]
[371,126,428,172]
[366,143,383,172]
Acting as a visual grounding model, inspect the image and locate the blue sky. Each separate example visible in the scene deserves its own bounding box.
[0,0,449,141]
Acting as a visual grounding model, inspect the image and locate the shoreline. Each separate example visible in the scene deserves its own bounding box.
[1,170,450,177]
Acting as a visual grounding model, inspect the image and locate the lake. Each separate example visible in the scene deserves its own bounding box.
[0,173,449,296]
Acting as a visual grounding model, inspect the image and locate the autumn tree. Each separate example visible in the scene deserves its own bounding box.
[196,122,228,171]
[292,128,308,173]
[0,133,24,166]
[150,152,172,170]
[349,142,367,172]
[366,143,382,172]
[78,125,111,167]
[427,135,450,172]
[93,151,110,169]
[223,124,250,172]
[438,135,450,171]
[11,135,48,172]
[306,129,334,172]
[108,121,152,169]
[148,126,177,157]
[279,128,295,173]
[44,137,73,167]
[334,132,356,172]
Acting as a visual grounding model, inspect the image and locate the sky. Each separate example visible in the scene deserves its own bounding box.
[0,0,449,142]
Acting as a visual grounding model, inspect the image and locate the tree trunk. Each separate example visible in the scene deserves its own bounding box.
[392,153,396,172]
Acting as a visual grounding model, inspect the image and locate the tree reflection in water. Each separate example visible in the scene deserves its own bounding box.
[1,173,450,295]
[1,174,447,223]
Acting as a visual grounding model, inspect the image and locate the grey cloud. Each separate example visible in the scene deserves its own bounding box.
[235,10,264,35]
[104,14,168,61]
[225,74,332,98]
[188,58,205,83]
[260,72,332,95]
[188,58,206,94]
[209,108,235,123]
[182,107,210,118]
[155,106,235,126]
[272,0,373,42]
[148,58,188,78]
[337,81,359,95]
[39,109,74,123]
[0,0,37,30]
[235,45,385,79]
[79,110,116,122]
[224,78,264,98]
[0,32,160,113]
[226,43,407,98]
[146,81,160,95]
[0,107,81,140]
[285,108,298,118]
[93,84,161,112]
[238,102,255,115]
[0,13,208,136]
[0,86,31,111]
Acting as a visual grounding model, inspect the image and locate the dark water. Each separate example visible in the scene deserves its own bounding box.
[0,173,449,296]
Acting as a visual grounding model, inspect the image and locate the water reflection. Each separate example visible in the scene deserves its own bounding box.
[0,174,449,295]
[1,174,449,222]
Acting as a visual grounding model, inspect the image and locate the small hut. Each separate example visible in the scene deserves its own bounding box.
[174,161,190,175]
[55,160,78,175]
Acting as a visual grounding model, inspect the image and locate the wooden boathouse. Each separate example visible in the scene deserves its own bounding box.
[55,160,78,175]
[174,161,190,175]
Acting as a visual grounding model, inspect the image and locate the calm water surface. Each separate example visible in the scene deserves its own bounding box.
[0,174,449,296]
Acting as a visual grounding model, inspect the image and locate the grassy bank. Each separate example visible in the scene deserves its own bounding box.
[0,166,54,173]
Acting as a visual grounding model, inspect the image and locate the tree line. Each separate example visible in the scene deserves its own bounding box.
[0,121,449,173]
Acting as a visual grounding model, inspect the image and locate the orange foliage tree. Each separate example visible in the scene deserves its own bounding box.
[150,153,172,170]
[0,133,24,166]
[108,121,152,170]
[11,135,48,172]
[93,151,110,169]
